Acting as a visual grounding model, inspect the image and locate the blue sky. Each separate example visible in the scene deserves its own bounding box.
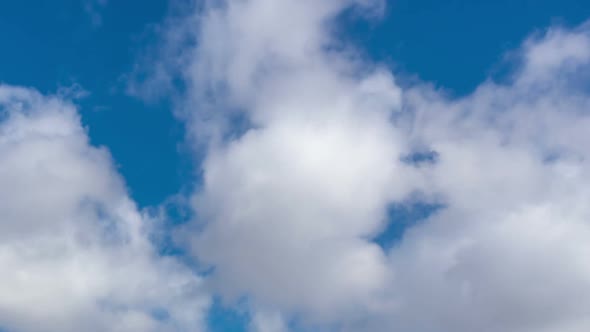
[2,1,590,332]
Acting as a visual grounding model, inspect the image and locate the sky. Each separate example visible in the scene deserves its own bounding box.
[1,1,590,332]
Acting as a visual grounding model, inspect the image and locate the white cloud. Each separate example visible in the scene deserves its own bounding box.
[249,310,288,332]
[378,24,590,332]
[0,85,209,332]
[163,0,415,324]
[136,1,590,331]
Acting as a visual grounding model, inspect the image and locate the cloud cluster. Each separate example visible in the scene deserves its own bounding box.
[147,1,590,331]
[4,1,590,332]
[0,86,209,332]
[374,23,590,332]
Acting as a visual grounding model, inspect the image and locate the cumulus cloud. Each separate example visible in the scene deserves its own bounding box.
[135,1,590,331]
[381,23,590,332]
[0,85,209,332]
[168,0,415,324]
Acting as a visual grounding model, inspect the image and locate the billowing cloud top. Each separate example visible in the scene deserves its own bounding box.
[3,1,590,332]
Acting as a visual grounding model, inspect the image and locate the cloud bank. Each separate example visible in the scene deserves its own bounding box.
[140,1,590,331]
[3,1,590,332]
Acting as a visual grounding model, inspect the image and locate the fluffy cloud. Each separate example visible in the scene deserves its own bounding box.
[0,86,209,332]
[19,1,590,331]
[379,24,590,332]
[136,1,590,331]
[173,0,414,323]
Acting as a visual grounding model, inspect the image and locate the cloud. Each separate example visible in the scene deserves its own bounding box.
[132,1,590,331]
[249,310,288,332]
[379,23,590,332]
[167,0,414,323]
[0,85,209,332]
[84,0,108,27]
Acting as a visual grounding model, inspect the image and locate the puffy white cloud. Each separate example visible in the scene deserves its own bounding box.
[377,24,590,332]
[140,1,590,331]
[0,85,209,332]
[171,0,414,324]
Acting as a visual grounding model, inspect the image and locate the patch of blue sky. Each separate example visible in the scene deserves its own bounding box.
[340,0,590,95]
[373,202,443,250]
[208,297,250,332]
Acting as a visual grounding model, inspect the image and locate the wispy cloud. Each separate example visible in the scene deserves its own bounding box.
[84,0,108,27]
